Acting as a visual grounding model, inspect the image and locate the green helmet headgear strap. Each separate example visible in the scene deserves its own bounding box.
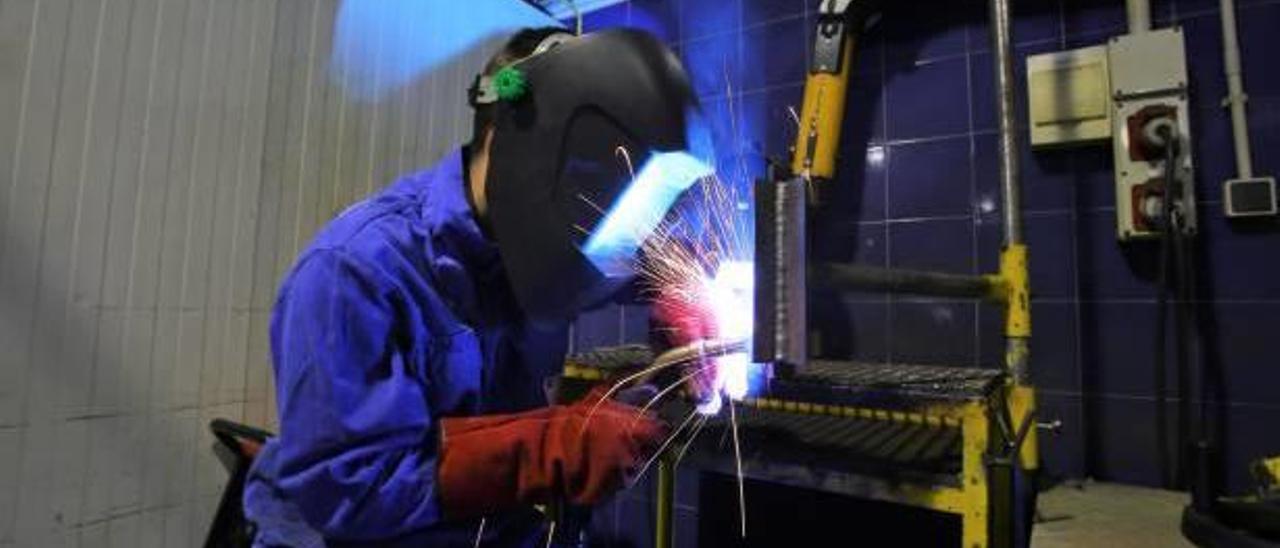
[468,32,573,106]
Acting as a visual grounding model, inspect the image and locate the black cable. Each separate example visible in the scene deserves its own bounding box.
[1188,240,1208,460]
[1169,142,1192,489]
[1154,222,1172,487]
[1154,124,1177,489]
[1176,171,1214,508]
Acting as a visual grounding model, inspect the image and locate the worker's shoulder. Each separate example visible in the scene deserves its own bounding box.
[290,175,433,280]
[316,171,433,246]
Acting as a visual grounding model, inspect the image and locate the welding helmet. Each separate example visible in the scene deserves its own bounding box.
[472,29,711,324]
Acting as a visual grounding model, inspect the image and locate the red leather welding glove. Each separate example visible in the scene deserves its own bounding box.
[651,294,719,400]
[436,388,667,519]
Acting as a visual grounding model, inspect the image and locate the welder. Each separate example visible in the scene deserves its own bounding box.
[242,27,713,546]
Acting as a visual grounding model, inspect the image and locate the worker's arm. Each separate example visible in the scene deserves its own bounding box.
[267,249,666,539]
[267,250,442,541]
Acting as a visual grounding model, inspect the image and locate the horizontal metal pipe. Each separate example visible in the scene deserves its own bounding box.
[814,264,996,300]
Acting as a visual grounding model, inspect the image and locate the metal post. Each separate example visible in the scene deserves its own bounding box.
[988,6,1039,544]
[655,458,675,548]
[989,0,1031,388]
[752,175,807,373]
[1220,0,1254,179]
[989,0,1022,250]
[1126,0,1152,34]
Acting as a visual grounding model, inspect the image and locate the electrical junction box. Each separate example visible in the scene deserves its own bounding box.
[1108,28,1197,241]
[1027,45,1112,147]
[1224,177,1278,217]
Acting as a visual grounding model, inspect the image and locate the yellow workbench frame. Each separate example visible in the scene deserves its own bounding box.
[562,358,1013,548]
[742,397,994,548]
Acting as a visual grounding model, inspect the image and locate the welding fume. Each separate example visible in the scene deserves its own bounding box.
[222,20,758,546]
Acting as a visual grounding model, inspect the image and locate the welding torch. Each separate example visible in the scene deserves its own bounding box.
[628,338,750,402]
[544,338,749,546]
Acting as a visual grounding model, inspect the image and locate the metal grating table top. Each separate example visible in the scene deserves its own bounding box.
[663,402,964,488]
[565,345,1005,406]
[565,344,653,371]
[773,360,1005,408]
[564,346,985,488]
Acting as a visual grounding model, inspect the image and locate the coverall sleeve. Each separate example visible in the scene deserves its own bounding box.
[268,249,443,541]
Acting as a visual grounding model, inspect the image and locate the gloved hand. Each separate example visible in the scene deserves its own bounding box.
[436,388,667,519]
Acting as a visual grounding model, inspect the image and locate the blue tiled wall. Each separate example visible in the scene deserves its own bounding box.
[571,0,1280,538]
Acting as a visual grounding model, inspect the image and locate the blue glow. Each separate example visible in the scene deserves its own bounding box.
[684,107,715,169]
[331,0,558,102]
[583,151,713,277]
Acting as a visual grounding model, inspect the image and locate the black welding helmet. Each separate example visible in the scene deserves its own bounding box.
[473,29,712,324]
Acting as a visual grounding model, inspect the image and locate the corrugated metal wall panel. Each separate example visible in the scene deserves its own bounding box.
[0,0,509,542]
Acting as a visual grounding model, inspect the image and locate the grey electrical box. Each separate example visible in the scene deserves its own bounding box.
[1108,28,1197,241]
[1224,177,1278,217]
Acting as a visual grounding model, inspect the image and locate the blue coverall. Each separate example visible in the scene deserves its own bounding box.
[243,149,569,547]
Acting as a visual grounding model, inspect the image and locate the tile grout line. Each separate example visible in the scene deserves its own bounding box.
[965,11,981,368]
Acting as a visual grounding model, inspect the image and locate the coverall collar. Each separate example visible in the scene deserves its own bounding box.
[421,148,502,279]
[419,148,515,325]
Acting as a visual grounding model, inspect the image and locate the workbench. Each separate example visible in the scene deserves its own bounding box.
[563,346,1027,548]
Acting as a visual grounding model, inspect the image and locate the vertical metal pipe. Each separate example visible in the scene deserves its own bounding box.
[991,0,1039,487]
[1126,0,1152,34]
[989,0,1023,247]
[990,0,1033,389]
[655,458,675,548]
[1220,0,1254,179]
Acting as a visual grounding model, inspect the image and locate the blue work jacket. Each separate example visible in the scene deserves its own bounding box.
[243,149,569,547]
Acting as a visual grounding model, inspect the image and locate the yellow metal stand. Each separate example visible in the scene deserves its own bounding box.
[629,0,1037,543]
[656,458,675,548]
[792,36,856,180]
[744,397,996,547]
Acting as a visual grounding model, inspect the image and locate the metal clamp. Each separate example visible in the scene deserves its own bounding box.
[811,0,864,73]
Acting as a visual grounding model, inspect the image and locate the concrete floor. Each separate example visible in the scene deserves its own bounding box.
[1033,481,1194,547]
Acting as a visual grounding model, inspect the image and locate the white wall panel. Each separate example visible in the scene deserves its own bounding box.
[1,0,513,542]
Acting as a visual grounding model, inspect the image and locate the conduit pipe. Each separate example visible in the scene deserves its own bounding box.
[1127,0,1151,34]
[1220,0,1255,179]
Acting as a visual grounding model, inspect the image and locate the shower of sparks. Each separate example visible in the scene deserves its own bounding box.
[473,518,486,548]
[729,399,747,538]
[622,66,762,537]
[635,167,756,415]
[673,414,710,465]
[580,343,708,436]
[574,63,775,540]
[583,151,712,278]
[616,145,636,180]
[630,406,704,487]
[632,362,717,427]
